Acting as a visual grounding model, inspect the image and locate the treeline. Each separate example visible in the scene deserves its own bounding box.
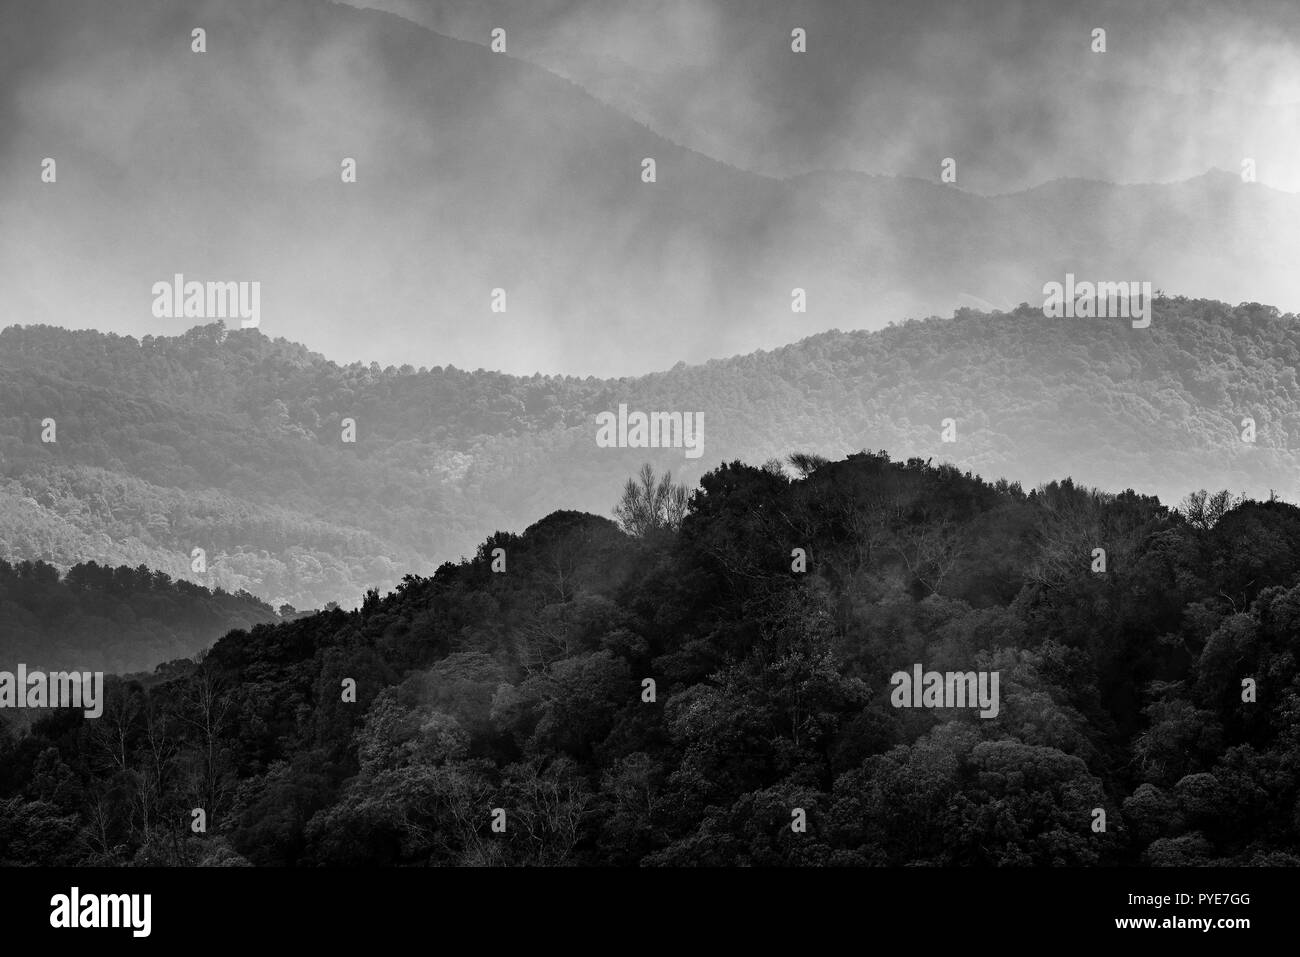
[3,297,1300,610]
[0,559,280,675]
[2,452,1298,865]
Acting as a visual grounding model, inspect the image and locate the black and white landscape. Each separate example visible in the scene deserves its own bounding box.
[2,0,1300,890]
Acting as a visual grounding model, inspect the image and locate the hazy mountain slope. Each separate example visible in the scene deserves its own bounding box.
[3,0,1300,376]
[345,0,1300,192]
[1,297,1297,610]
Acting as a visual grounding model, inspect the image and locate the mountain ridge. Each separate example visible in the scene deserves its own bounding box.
[6,0,1300,376]
[2,296,1298,612]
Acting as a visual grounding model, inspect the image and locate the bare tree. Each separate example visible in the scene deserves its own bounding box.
[84,787,116,861]
[613,464,689,536]
[891,517,968,595]
[88,683,140,777]
[176,670,235,827]
[1177,489,1243,531]
[507,760,592,866]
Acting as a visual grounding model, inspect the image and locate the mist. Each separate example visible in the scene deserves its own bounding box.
[3,0,1299,377]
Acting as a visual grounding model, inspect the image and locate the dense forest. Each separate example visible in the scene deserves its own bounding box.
[2,297,1298,610]
[2,451,1297,866]
[0,560,280,675]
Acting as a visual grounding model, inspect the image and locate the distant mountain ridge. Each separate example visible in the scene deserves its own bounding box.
[1,296,1297,609]
[343,0,1300,193]
[4,0,1300,376]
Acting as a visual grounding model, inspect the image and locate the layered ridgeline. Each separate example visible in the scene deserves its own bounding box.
[2,296,1298,608]
[4,0,1300,377]
[4,453,1300,866]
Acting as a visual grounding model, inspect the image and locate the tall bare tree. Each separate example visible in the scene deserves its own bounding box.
[613,464,689,536]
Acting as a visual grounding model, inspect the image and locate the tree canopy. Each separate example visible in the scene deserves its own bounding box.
[3,451,1297,866]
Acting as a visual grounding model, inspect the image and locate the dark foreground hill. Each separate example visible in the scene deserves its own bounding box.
[2,296,1298,609]
[3,452,1298,866]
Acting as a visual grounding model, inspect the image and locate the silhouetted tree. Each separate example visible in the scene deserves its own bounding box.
[613,464,689,537]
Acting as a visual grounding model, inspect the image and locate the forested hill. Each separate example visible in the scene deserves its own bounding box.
[2,297,1297,609]
[0,559,279,675]
[5,452,1300,866]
